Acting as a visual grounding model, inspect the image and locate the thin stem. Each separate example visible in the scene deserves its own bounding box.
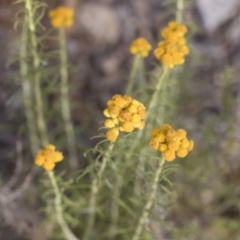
[176,0,184,23]
[59,27,78,169]
[83,143,114,240]
[109,172,122,239]
[20,19,39,155]
[25,0,48,146]
[126,67,169,160]
[48,171,79,240]
[125,55,141,95]
[132,157,165,240]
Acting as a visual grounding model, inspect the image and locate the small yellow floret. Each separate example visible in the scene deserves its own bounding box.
[53,152,64,162]
[166,129,177,142]
[168,141,180,151]
[128,104,138,114]
[177,147,188,158]
[181,138,190,148]
[164,150,176,161]
[35,155,45,166]
[43,159,55,171]
[177,129,187,139]
[137,109,146,119]
[119,111,133,122]
[46,144,56,151]
[159,144,168,152]
[160,124,172,131]
[104,119,116,128]
[188,140,194,151]
[149,138,160,150]
[103,109,110,118]
[135,122,145,130]
[132,114,141,124]
[109,105,122,118]
[155,133,166,143]
[121,122,134,132]
[106,128,119,142]
[151,129,161,137]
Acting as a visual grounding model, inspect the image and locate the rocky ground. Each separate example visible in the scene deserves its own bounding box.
[0,0,240,239]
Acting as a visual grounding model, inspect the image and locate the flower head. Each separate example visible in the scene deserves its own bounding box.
[130,38,152,57]
[103,94,146,142]
[48,6,74,28]
[149,124,194,161]
[154,21,189,68]
[34,144,64,171]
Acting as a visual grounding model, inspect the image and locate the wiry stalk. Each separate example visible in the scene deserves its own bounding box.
[48,171,79,240]
[25,0,48,146]
[109,173,122,240]
[176,0,184,23]
[59,27,78,169]
[20,19,39,155]
[125,55,141,95]
[83,143,114,240]
[132,157,165,240]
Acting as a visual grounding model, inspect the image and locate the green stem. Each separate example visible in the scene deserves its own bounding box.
[48,171,79,240]
[125,55,141,95]
[25,0,48,146]
[59,27,78,169]
[126,67,169,160]
[83,143,114,240]
[176,0,184,23]
[20,19,39,155]
[132,157,165,240]
[109,172,122,239]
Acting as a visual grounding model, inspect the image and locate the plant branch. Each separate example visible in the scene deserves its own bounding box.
[132,156,165,240]
[48,171,79,240]
[125,55,141,95]
[25,0,48,146]
[59,27,78,169]
[83,143,114,240]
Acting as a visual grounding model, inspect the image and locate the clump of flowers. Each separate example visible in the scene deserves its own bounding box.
[103,94,146,142]
[149,124,194,161]
[130,38,152,57]
[35,144,64,171]
[154,21,189,68]
[48,6,74,28]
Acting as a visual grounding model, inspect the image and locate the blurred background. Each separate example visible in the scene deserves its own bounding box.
[1,0,240,239]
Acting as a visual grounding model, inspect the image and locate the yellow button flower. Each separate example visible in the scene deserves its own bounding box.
[149,124,194,161]
[34,144,64,171]
[130,38,152,57]
[154,21,189,68]
[103,94,146,142]
[49,6,74,28]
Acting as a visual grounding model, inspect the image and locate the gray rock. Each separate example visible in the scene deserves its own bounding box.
[77,3,121,45]
[196,0,240,33]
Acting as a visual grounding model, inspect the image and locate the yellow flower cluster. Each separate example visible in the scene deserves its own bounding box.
[48,6,74,28]
[149,124,194,161]
[130,38,152,57]
[154,21,189,68]
[103,94,146,142]
[35,144,64,171]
